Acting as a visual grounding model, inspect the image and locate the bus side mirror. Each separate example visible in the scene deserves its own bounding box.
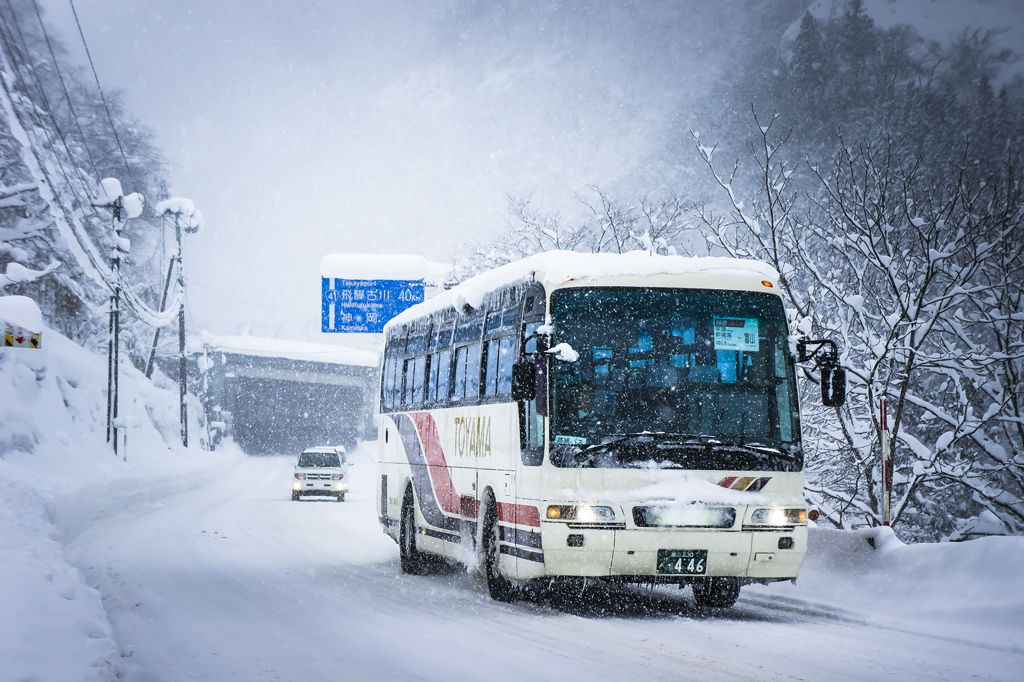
[535,354,549,417]
[821,365,846,407]
[511,360,535,401]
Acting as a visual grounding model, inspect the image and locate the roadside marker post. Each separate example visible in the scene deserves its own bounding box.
[881,397,892,526]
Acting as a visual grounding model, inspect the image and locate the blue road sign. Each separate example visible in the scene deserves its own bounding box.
[322,278,424,333]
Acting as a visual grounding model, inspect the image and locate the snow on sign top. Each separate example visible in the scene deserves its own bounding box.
[0,295,44,331]
[387,250,780,329]
[321,254,428,280]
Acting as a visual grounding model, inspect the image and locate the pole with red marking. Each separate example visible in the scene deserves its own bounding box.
[881,397,891,526]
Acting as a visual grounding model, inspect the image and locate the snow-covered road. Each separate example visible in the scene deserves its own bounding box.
[66,444,1021,681]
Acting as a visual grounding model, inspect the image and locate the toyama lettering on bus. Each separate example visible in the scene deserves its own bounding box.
[453,416,491,458]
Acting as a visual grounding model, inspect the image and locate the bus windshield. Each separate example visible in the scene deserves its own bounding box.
[548,287,801,471]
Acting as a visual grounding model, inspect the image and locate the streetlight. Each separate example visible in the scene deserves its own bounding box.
[155,198,202,447]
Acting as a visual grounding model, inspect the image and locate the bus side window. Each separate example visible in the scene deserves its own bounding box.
[402,359,413,405]
[412,355,426,404]
[427,353,438,402]
[466,343,481,398]
[437,349,451,400]
[484,339,499,396]
[524,321,541,353]
[497,336,515,394]
[519,399,544,466]
[378,356,389,409]
[454,347,468,399]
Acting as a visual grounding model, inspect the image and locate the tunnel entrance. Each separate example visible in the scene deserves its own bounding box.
[200,336,379,456]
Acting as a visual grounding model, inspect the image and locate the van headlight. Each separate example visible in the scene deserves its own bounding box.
[749,508,807,526]
[546,505,615,522]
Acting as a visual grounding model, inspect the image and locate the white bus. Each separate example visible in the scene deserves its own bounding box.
[377,251,844,606]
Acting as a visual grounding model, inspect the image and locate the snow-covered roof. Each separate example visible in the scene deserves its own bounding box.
[386,250,780,330]
[201,333,379,367]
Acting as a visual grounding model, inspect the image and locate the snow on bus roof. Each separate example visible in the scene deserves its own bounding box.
[200,333,379,367]
[386,250,779,330]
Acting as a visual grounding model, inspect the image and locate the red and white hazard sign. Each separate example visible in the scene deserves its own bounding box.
[3,323,41,348]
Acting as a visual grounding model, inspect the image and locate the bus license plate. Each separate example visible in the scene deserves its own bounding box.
[657,549,708,575]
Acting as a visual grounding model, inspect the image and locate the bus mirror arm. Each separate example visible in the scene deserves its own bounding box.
[796,337,847,408]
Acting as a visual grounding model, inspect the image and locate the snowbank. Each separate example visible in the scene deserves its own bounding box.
[0,296,240,681]
[762,525,1024,651]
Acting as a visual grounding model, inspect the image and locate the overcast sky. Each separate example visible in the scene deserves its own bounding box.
[38,0,1024,343]
[38,0,719,341]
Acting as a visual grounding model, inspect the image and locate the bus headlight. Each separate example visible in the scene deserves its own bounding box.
[332,473,344,480]
[294,473,305,480]
[546,505,615,522]
[750,508,807,526]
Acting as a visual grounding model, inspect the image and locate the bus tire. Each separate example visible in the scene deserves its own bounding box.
[291,491,300,501]
[692,577,740,609]
[400,488,427,575]
[482,495,515,602]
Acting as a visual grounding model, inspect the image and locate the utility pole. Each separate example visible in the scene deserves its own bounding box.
[105,194,127,455]
[176,214,188,447]
[156,198,201,448]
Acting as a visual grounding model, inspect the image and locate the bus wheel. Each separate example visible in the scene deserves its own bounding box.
[692,577,740,609]
[482,497,515,602]
[400,490,427,575]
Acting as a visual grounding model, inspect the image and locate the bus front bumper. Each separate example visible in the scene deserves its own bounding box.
[538,522,807,580]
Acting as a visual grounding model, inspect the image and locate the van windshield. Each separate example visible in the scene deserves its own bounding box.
[548,287,801,471]
[298,452,341,468]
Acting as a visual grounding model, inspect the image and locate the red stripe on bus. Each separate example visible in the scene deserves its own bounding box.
[498,502,541,528]
[717,476,738,489]
[411,412,462,516]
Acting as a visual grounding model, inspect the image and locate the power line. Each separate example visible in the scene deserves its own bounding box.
[0,0,90,210]
[67,0,138,193]
[29,0,101,183]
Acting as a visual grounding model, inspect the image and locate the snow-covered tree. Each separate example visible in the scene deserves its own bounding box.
[0,0,173,364]
[695,112,1024,540]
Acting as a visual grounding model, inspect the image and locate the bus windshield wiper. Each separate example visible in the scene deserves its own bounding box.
[578,433,784,457]
[578,432,710,455]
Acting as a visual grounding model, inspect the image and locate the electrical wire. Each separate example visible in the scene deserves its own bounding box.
[0,0,90,209]
[29,0,101,184]
[67,0,138,194]
[1,3,176,328]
